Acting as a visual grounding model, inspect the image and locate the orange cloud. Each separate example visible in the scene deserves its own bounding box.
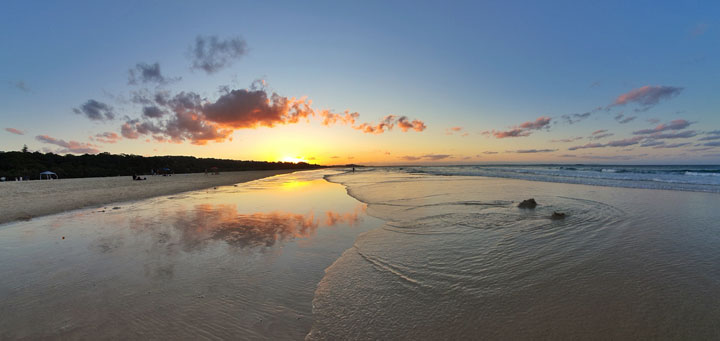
[119,87,427,144]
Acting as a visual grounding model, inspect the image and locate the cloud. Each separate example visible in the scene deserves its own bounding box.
[128,62,177,85]
[588,130,614,140]
[568,136,644,150]
[5,127,24,135]
[400,154,451,161]
[606,136,644,147]
[652,142,691,149]
[445,126,466,135]
[568,143,605,151]
[550,136,583,143]
[36,135,100,154]
[614,113,637,124]
[647,130,697,139]
[353,115,426,134]
[514,149,556,153]
[143,106,167,118]
[691,23,708,37]
[646,118,660,124]
[488,116,551,139]
[480,151,498,155]
[703,141,720,147]
[561,112,591,124]
[698,135,720,141]
[73,99,115,121]
[632,119,692,135]
[12,80,30,92]
[611,85,683,111]
[589,133,614,140]
[118,85,426,144]
[422,154,451,160]
[640,140,665,147]
[190,35,248,74]
[91,132,121,144]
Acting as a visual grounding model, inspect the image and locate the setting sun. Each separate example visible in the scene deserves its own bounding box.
[280,156,308,163]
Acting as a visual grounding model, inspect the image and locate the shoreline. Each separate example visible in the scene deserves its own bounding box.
[0,169,296,225]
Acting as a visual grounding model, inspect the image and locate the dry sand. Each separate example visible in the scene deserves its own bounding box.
[0,170,296,225]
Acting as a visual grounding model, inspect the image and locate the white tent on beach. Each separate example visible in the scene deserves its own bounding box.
[39,171,58,180]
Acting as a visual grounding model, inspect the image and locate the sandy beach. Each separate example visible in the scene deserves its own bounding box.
[0,170,296,225]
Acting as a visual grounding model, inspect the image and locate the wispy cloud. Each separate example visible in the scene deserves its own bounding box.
[189,35,248,74]
[5,127,24,135]
[611,85,683,112]
[90,132,121,144]
[614,113,636,124]
[486,116,552,139]
[550,136,583,143]
[36,135,100,154]
[514,149,556,153]
[632,119,692,135]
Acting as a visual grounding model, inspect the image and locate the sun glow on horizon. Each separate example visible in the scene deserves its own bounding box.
[280,156,308,163]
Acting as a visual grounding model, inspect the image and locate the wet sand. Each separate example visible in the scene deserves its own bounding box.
[0,170,380,339]
[0,170,295,225]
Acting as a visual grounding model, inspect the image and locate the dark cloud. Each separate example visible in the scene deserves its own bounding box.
[488,116,552,138]
[614,113,636,124]
[514,149,556,153]
[703,141,720,147]
[190,35,248,74]
[633,119,692,135]
[36,135,100,154]
[73,99,115,121]
[128,62,177,85]
[611,85,683,112]
[143,106,166,118]
[5,127,24,135]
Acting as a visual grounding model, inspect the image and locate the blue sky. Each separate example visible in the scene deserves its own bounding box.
[1,1,719,164]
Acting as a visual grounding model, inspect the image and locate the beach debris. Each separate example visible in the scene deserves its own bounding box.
[551,211,566,220]
[112,207,121,210]
[62,236,65,240]
[518,198,538,209]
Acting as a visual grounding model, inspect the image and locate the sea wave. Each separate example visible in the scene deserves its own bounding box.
[394,165,720,193]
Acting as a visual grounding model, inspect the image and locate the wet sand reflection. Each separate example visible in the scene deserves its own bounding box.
[0,171,380,340]
[166,203,366,250]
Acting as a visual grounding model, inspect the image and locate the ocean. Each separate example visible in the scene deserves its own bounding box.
[400,164,720,193]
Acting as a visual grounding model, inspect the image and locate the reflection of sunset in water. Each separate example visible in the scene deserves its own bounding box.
[168,203,366,249]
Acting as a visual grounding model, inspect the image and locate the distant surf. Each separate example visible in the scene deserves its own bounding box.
[396,165,720,193]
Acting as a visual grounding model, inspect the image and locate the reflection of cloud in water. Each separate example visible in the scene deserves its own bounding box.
[169,204,366,250]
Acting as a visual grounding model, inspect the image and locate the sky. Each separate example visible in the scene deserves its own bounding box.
[1,0,719,165]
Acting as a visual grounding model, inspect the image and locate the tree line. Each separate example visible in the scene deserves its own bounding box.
[0,151,324,180]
